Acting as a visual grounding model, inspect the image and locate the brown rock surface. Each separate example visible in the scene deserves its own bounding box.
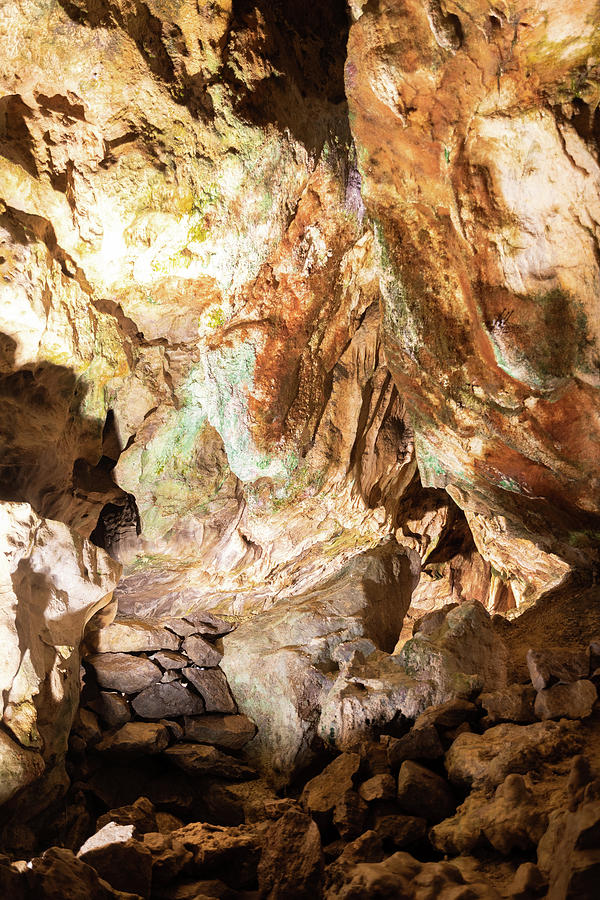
[183,714,257,750]
[446,720,581,790]
[534,680,598,720]
[257,809,323,899]
[396,760,455,823]
[96,722,169,755]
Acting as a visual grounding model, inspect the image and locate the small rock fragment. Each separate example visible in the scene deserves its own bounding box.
[96,797,157,835]
[414,698,478,730]
[479,684,536,724]
[258,809,323,899]
[384,724,443,768]
[90,618,180,653]
[333,789,368,840]
[164,743,256,780]
[151,651,189,670]
[301,753,361,818]
[373,814,427,849]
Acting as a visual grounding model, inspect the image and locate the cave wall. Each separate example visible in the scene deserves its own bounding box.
[0,0,598,620]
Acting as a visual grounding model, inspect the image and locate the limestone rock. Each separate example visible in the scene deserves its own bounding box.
[183,714,256,750]
[347,0,600,594]
[0,502,120,809]
[373,815,427,850]
[258,809,323,899]
[535,680,597,720]
[89,693,132,729]
[183,613,235,638]
[181,635,222,667]
[333,790,369,840]
[96,798,157,837]
[414,699,479,731]
[170,822,261,889]
[538,799,600,900]
[384,724,443,770]
[90,619,180,654]
[431,773,547,856]
[301,753,361,820]
[480,685,537,724]
[164,744,256,781]
[396,761,455,823]
[0,728,45,807]
[527,648,590,692]
[78,822,152,898]
[27,847,141,900]
[87,654,162,695]
[131,683,205,719]
[320,604,495,751]
[396,601,508,697]
[510,863,547,900]
[151,652,189,671]
[96,723,169,755]
[359,774,396,803]
[326,851,501,900]
[222,541,419,778]
[183,668,235,714]
[446,721,581,790]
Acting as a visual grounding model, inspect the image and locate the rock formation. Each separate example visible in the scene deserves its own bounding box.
[1,0,600,897]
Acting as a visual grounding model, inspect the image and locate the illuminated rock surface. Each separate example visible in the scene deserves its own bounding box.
[1,1,600,897]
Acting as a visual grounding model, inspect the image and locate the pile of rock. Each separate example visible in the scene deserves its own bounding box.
[76,613,257,763]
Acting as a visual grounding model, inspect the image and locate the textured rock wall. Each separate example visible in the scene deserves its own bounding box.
[1,0,599,620]
[0,501,120,812]
[346,0,600,596]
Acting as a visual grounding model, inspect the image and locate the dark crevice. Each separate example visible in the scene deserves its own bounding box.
[222,0,351,154]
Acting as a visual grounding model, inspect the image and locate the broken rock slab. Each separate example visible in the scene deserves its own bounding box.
[181,634,222,667]
[164,744,256,781]
[301,752,361,821]
[27,847,142,900]
[89,693,132,728]
[534,679,597,720]
[479,684,536,724]
[89,618,180,654]
[257,809,323,899]
[87,653,162,694]
[131,682,205,719]
[396,760,455,823]
[183,667,236,713]
[183,714,256,750]
[526,647,590,692]
[96,722,170,755]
